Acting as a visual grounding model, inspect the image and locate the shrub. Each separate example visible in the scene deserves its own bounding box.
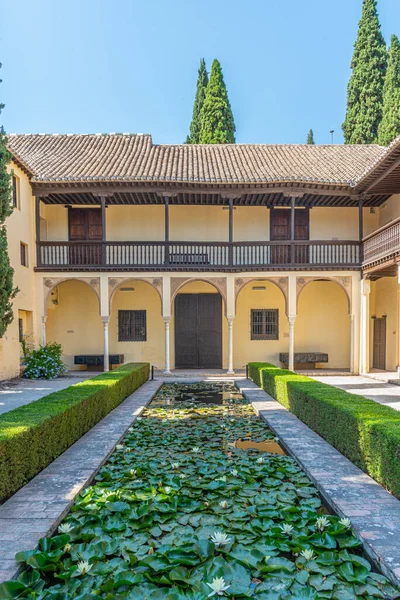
[0,362,149,502]
[23,342,67,379]
[248,362,400,499]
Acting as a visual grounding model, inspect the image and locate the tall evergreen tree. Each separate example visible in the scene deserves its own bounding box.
[186,59,209,144]
[0,63,17,338]
[306,129,315,144]
[199,59,235,144]
[378,35,400,145]
[342,0,387,144]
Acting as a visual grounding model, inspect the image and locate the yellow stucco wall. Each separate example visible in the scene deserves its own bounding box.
[311,207,377,240]
[110,280,164,365]
[370,277,398,372]
[295,281,351,368]
[107,206,165,242]
[234,281,288,367]
[0,163,37,380]
[46,280,103,369]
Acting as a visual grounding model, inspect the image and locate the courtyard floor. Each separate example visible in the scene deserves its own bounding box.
[311,374,400,411]
[0,372,99,415]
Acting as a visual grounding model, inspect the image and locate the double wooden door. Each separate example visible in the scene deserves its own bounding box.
[175,294,222,369]
[68,208,103,265]
[270,208,309,264]
[373,317,386,370]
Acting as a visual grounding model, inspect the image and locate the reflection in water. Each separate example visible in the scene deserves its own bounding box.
[233,438,286,455]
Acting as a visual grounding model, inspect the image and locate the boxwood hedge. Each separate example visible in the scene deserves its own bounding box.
[248,362,400,499]
[0,363,149,503]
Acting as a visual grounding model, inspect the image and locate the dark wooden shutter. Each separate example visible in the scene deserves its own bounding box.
[87,209,102,240]
[270,209,290,240]
[373,317,386,370]
[69,209,86,241]
[295,209,309,240]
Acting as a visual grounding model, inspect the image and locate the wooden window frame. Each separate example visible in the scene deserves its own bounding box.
[118,310,147,342]
[12,174,20,209]
[251,309,279,341]
[20,242,28,267]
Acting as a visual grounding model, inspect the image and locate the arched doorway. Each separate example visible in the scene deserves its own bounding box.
[173,281,225,369]
[46,279,102,370]
[296,280,350,369]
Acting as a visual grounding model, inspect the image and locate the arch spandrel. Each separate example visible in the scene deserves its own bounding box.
[296,276,352,314]
[108,277,163,312]
[235,277,289,315]
[170,277,228,315]
[43,277,100,316]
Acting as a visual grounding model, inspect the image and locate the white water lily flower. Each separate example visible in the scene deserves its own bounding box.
[279,523,294,535]
[76,560,92,575]
[179,473,186,479]
[192,447,200,453]
[219,500,229,509]
[256,457,265,463]
[210,531,232,547]
[58,523,73,534]
[315,516,330,531]
[300,549,315,560]
[216,476,227,482]
[171,462,180,469]
[130,469,137,477]
[207,577,230,597]
[116,444,124,451]
[230,469,238,476]
[128,427,134,432]
[339,517,351,529]
[136,417,142,421]
[164,486,172,494]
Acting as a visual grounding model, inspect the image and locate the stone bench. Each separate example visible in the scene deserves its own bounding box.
[279,352,328,369]
[74,355,124,371]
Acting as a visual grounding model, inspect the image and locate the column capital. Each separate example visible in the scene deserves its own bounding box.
[101,316,109,324]
[163,316,171,324]
[227,316,235,324]
[361,279,371,295]
[288,315,297,325]
[41,315,47,324]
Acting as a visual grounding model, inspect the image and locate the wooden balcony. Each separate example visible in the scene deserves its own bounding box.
[36,240,361,271]
[363,218,400,269]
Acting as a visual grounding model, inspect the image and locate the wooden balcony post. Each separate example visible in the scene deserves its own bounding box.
[290,196,295,264]
[35,196,41,267]
[100,195,107,266]
[229,198,234,266]
[164,196,170,265]
[359,197,364,242]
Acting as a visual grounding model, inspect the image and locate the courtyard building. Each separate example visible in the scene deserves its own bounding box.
[2,133,400,379]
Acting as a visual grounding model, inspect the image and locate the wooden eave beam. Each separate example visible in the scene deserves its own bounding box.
[361,156,400,194]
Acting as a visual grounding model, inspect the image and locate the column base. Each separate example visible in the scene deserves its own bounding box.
[163,370,172,376]
[226,370,235,375]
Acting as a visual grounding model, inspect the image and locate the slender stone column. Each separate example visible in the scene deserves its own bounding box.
[41,316,47,346]
[102,317,109,372]
[350,314,355,374]
[164,317,171,374]
[227,317,235,375]
[397,265,400,377]
[360,279,371,375]
[288,315,296,372]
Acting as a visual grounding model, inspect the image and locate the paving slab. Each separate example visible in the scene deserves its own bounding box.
[237,379,400,587]
[312,374,400,411]
[0,379,161,584]
[0,372,98,415]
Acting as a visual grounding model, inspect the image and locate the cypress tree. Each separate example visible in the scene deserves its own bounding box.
[186,58,209,144]
[307,129,315,144]
[378,35,400,146]
[0,63,17,338]
[199,59,236,144]
[342,0,387,144]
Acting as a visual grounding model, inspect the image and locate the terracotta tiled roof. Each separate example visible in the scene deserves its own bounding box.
[7,133,387,187]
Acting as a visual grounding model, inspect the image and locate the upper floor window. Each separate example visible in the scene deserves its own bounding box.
[12,175,20,209]
[20,242,28,267]
[251,309,279,340]
[118,310,147,342]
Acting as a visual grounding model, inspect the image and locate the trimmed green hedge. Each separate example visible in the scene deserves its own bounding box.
[0,363,149,503]
[248,362,400,499]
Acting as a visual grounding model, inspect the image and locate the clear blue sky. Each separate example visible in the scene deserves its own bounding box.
[1,0,399,145]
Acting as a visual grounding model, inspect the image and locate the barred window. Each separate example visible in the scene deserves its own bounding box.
[118,310,147,342]
[251,309,279,340]
[12,175,19,208]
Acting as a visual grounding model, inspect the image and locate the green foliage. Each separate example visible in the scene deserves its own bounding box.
[0,362,149,502]
[306,129,315,144]
[0,63,17,338]
[3,381,396,598]
[23,342,67,379]
[186,58,209,144]
[249,362,400,499]
[342,0,387,144]
[200,59,236,144]
[378,34,400,145]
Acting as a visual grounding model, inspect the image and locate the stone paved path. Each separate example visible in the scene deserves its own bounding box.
[237,380,400,586]
[0,379,161,583]
[0,372,100,415]
[311,375,400,411]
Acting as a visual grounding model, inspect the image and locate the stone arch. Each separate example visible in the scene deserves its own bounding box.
[108,277,163,313]
[170,277,227,315]
[296,276,352,314]
[235,277,288,315]
[43,277,100,316]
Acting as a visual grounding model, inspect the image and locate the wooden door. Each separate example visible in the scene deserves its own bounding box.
[175,294,222,369]
[294,209,309,264]
[68,209,102,265]
[270,208,309,264]
[373,317,386,370]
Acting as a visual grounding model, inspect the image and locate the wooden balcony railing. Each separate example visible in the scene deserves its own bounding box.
[36,240,361,271]
[363,218,400,268]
